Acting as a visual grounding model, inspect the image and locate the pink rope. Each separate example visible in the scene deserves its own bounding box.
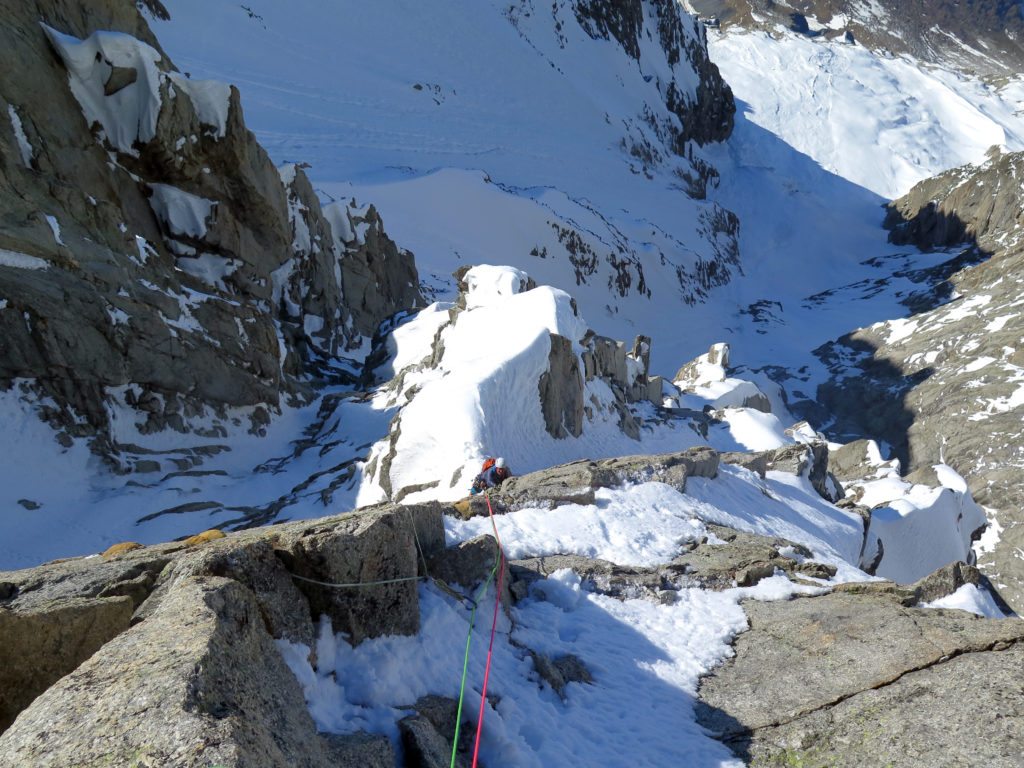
[471,493,506,767]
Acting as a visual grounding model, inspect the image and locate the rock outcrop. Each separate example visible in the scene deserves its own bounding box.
[361,267,719,504]
[0,449,1015,766]
[454,447,720,519]
[696,588,1024,767]
[0,0,421,455]
[573,0,735,148]
[0,502,453,765]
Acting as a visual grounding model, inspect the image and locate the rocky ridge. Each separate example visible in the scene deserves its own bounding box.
[1,447,1017,766]
[814,149,1024,613]
[0,0,421,463]
[682,0,1024,77]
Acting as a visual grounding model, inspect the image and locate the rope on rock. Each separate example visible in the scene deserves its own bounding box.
[288,504,433,590]
[289,572,424,589]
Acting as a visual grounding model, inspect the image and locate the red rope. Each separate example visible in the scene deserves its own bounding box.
[471,492,506,768]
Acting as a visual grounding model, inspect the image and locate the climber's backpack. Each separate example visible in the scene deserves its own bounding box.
[481,457,496,474]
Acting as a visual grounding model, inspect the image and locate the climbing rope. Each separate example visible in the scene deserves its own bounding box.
[449,489,508,768]
[470,491,507,768]
[449,553,500,768]
[289,572,424,589]
[280,492,508,768]
[288,503,434,590]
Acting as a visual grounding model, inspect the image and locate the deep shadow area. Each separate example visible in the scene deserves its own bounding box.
[807,199,994,472]
[794,198,993,475]
[809,335,934,474]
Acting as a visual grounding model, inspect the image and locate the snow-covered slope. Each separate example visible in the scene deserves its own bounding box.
[153,0,743,375]
[708,28,1024,200]
[150,1,1024,382]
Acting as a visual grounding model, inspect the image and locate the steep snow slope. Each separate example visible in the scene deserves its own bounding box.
[155,0,743,375]
[708,28,1024,200]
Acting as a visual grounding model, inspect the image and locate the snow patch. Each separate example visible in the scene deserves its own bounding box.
[43,25,164,154]
[0,250,48,270]
[166,72,231,137]
[7,104,34,167]
[923,584,1007,619]
[147,184,215,239]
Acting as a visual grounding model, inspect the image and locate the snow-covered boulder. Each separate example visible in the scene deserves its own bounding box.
[673,342,772,412]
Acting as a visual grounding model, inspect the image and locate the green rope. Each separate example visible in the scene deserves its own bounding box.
[449,550,501,768]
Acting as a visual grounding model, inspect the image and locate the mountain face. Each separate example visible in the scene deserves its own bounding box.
[3,0,1024,765]
[572,0,736,147]
[0,0,421,461]
[684,0,1024,76]
[816,149,1024,612]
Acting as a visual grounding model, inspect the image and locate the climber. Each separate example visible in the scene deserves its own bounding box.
[470,457,511,494]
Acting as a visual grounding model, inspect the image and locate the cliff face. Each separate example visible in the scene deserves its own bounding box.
[573,0,735,148]
[0,0,422,453]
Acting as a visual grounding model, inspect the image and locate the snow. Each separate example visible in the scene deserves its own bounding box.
[864,480,988,584]
[7,104,34,167]
[923,583,1007,619]
[42,24,230,158]
[708,29,1024,200]
[173,252,238,289]
[5,5,1022,762]
[147,183,215,238]
[44,215,65,246]
[276,482,841,768]
[166,71,231,137]
[43,25,165,154]
[357,266,593,506]
[279,577,750,767]
[0,250,48,270]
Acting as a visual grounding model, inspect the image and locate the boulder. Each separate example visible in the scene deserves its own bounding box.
[510,523,832,600]
[764,442,842,502]
[911,559,980,604]
[0,501,447,743]
[826,438,881,483]
[720,450,768,477]
[582,334,628,386]
[0,576,332,767]
[530,651,593,700]
[425,534,512,608]
[0,595,133,733]
[277,504,442,645]
[400,714,467,768]
[320,732,395,768]
[132,538,315,649]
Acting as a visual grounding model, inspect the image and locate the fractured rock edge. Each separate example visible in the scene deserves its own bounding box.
[696,589,1024,768]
